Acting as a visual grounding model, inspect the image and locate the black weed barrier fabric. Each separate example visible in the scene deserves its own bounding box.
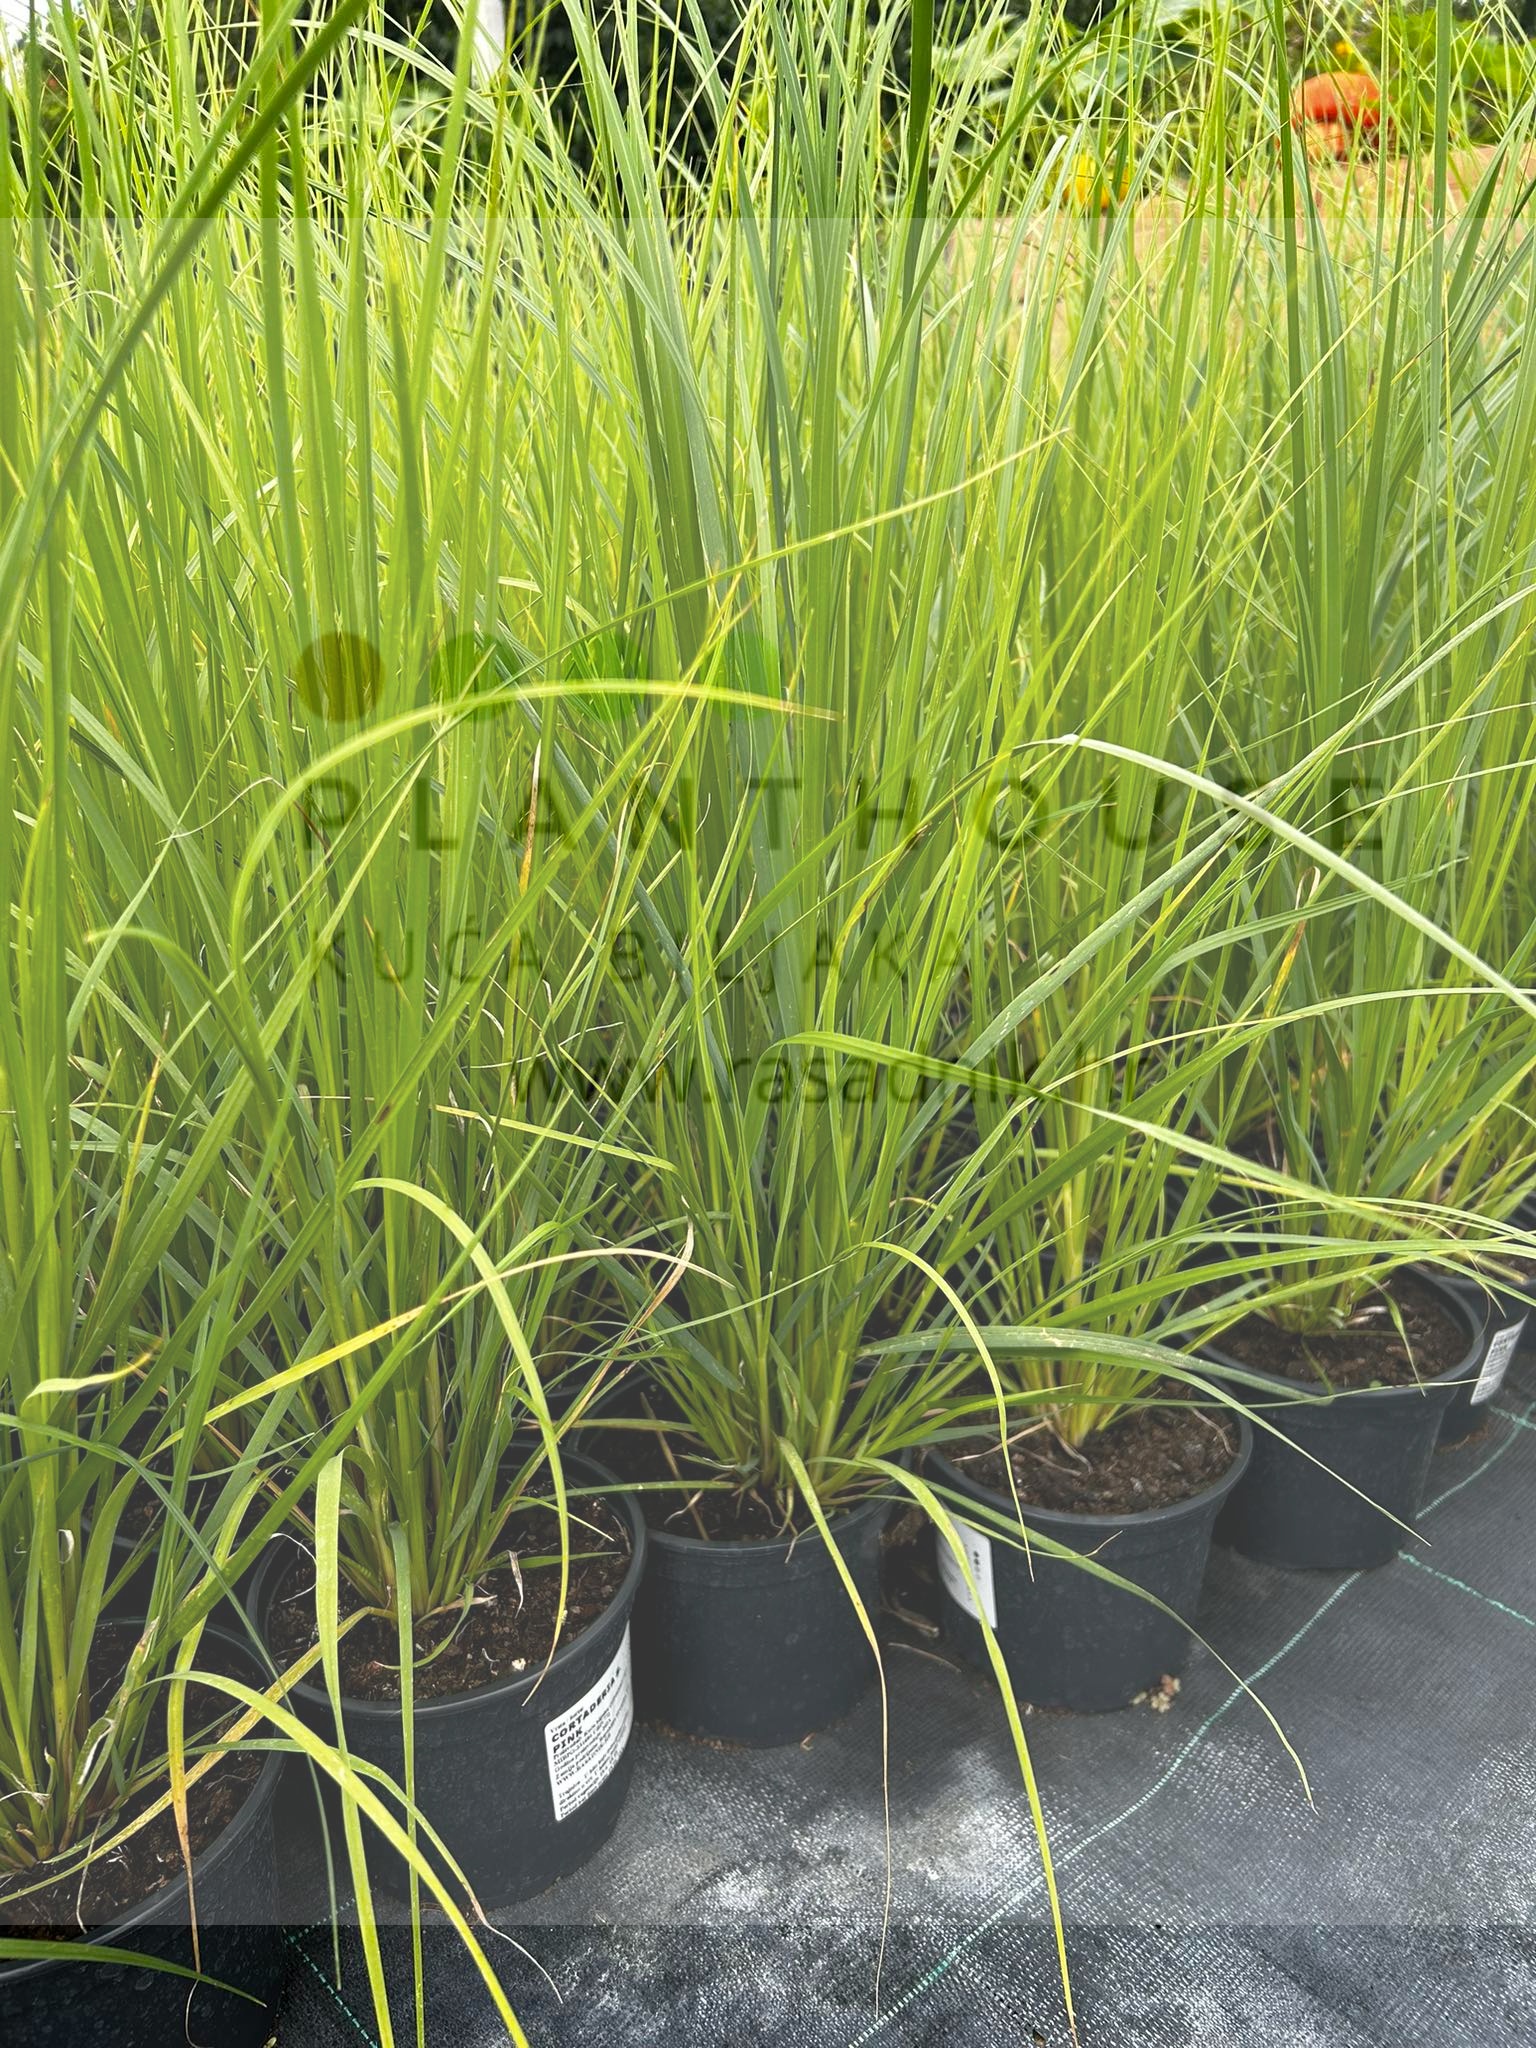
[274,1354,1536,2046]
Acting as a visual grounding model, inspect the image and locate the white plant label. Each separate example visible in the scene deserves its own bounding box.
[1472,1318,1525,1406]
[936,1514,997,1630]
[545,1627,633,1823]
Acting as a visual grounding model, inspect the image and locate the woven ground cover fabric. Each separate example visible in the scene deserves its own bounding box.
[275,1354,1536,2046]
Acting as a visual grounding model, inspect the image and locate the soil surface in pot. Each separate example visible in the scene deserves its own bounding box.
[1211,1271,1466,1390]
[81,1401,234,1543]
[0,1633,263,1936]
[264,1495,630,1704]
[599,1426,888,1541]
[950,1394,1239,1516]
[116,1465,234,1541]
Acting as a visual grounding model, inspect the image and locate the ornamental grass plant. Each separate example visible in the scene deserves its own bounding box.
[0,11,602,2038]
[6,0,1536,2036]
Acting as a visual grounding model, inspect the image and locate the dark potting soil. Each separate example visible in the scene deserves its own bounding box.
[647,1485,789,1541]
[118,1482,163,1537]
[596,1427,888,1542]
[111,1450,234,1536]
[951,1395,1240,1516]
[117,1467,228,1538]
[0,1636,263,1937]
[86,1405,224,1540]
[88,1411,170,1538]
[609,1431,786,1540]
[263,1496,630,1704]
[1212,1271,1467,1390]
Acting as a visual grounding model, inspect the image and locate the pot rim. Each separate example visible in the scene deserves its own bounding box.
[927,1412,1253,1536]
[1439,1268,1530,1333]
[637,1460,907,1561]
[255,1449,647,1724]
[0,1619,285,1989]
[1196,1264,1483,1401]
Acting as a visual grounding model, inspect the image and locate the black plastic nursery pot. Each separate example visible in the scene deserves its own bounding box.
[630,1475,900,1746]
[1437,1275,1527,1446]
[927,1422,1252,1714]
[100,1521,158,1620]
[253,1453,646,1906]
[1201,1273,1483,1571]
[96,1460,265,1623]
[0,1625,288,2048]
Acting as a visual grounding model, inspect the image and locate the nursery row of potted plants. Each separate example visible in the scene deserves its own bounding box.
[7,6,1536,2046]
[2,1231,1526,2045]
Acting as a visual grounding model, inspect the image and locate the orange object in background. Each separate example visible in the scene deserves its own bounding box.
[1291,71,1385,159]
[1069,151,1132,211]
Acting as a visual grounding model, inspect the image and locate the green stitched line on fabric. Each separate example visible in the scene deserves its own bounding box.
[272,1387,1536,2048]
[846,1575,1363,2048]
[846,1388,1536,2048]
[283,1925,383,2048]
[1399,1553,1536,1628]
[1420,1391,1536,1518]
